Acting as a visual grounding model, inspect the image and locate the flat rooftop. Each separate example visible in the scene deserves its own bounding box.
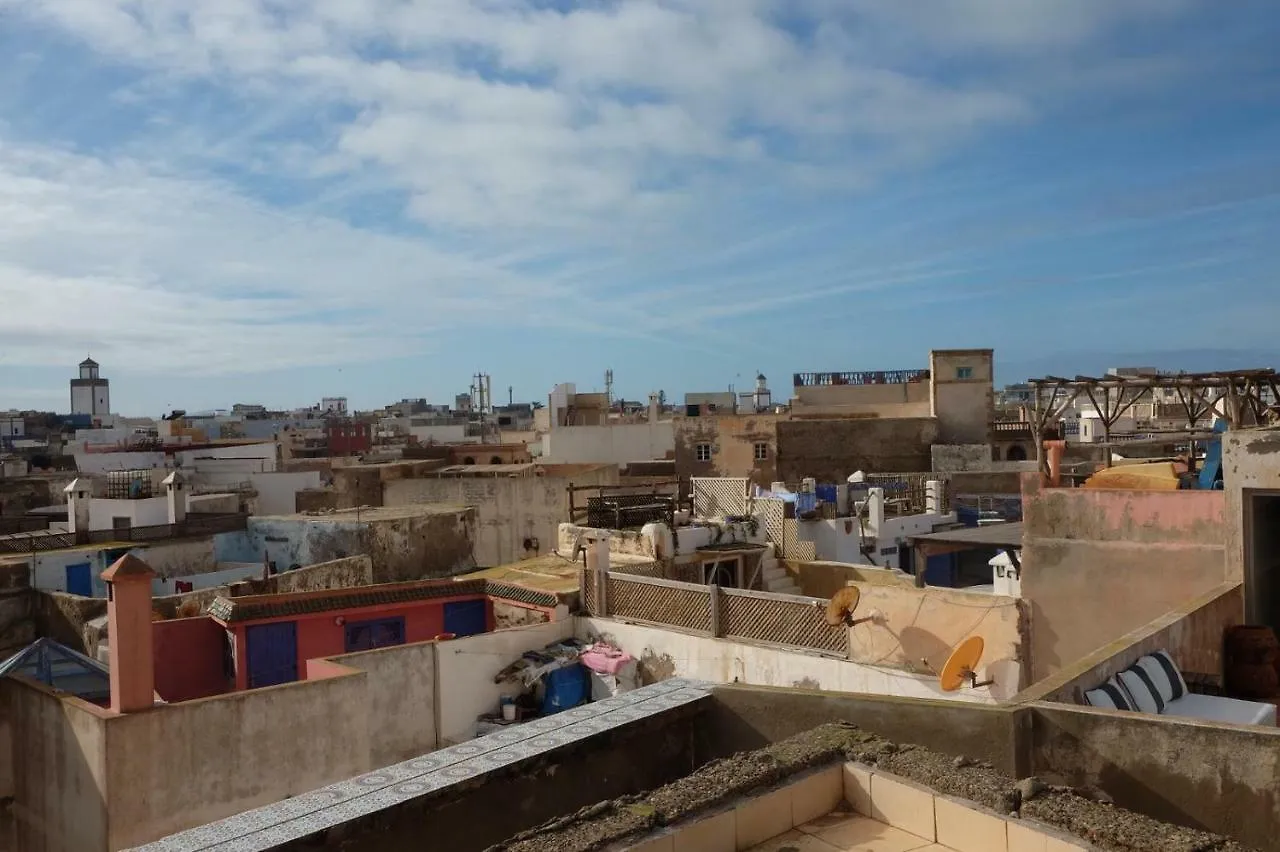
[266,503,471,523]
[907,521,1023,549]
[461,553,656,599]
[431,463,537,476]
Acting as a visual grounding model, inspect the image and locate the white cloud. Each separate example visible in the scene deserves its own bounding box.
[0,0,1212,382]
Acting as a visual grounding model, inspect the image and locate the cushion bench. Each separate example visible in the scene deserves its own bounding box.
[1082,649,1276,727]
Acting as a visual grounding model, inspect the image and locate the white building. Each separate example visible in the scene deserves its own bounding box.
[70,357,110,418]
[321,397,349,416]
[0,412,23,440]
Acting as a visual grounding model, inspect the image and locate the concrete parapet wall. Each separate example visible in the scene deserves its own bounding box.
[1021,474,1228,680]
[1015,581,1244,705]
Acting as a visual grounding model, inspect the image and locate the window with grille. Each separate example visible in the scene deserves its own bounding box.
[956,366,973,379]
[754,442,769,461]
[695,443,712,462]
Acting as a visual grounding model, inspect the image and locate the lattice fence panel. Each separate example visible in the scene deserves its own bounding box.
[719,590,846,654]
[581,571,600,615]
[607,575,713,633]
[609,560,665,579]
[691,477,749,518]
[756,497,785,549]
[778,518,818,560]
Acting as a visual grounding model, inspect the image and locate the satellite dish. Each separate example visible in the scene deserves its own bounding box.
[822,586,877,628]
[936,636,994,692]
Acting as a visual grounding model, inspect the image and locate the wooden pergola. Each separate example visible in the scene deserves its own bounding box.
[1027,369,1279,476]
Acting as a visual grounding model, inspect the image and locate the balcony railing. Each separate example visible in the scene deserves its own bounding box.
[0,512,249,554]
[793,369,929,387]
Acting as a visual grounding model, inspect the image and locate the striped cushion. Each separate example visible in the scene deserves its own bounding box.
[1083,676,1135,711]
[1117,666,1164,714]
[1141,650,1187,702]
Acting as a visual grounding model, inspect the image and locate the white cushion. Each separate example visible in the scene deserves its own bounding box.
[1116,668,1164,714]
[1163,694,1276,727]
[1138,650,1187,701]
[1083,676,1134,711]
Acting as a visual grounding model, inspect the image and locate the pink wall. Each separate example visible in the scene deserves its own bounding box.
[153,616,230,702]
[228,595,494,690]
[1020,474,1228,680]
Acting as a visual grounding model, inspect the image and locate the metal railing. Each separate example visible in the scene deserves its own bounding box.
[793,369,929,387]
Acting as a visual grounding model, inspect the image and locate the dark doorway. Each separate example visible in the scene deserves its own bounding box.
[1246,492,1280,631]
[1006,444,1028,462]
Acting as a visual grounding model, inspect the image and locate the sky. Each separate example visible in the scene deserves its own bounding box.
[1,1,1279,416]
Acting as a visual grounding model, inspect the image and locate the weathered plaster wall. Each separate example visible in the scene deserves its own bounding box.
[319,640,438,766]
[2,680,109,852]
[1222,428,1280,625]
[575,617,998,704]
[31,590,105,654]
[434,620,576,745]
[791,381,931,417]
[364,510,476,582]
[540,421,674,466]
[153,616,229,702]
[216,511,475,583]
[929,350,995,445]
[142,538,217,579]
[776,417,938,481]
[384,467,615,567]
[786,560,916,599]
[103,671,370,850]
[848,584,1026,698]
[931,444,992,472]
[1016,582,1244,705]
[700,684,1021,776]
[1027,702,1280,852]
[1021,475,1227,681]
[673,414,781,488]
[0,560,33,657]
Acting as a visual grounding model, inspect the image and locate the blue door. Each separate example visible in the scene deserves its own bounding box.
[245,622,298,688]
[443,600,487,637]
[65,562,92,596]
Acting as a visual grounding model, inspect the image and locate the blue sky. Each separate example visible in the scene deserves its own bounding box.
[1,0,1278,415]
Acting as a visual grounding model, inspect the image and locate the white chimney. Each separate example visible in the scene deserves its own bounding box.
[162,470,187,524]
[925,480,943,514]
[64,478,91,537]
[584,533,611,573]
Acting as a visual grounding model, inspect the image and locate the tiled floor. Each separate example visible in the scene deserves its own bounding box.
[748,811,953,852]
[129,679,712,852]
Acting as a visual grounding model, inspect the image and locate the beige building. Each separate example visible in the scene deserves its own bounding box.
[678,350,996,485]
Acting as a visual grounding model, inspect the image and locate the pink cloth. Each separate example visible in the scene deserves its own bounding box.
[580,643,634,675]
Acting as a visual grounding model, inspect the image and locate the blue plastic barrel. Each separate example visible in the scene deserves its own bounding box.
[542,664,588,714]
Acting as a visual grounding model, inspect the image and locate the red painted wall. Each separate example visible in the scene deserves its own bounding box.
[229,594,493,690]
[325,420,372,456]
[153,616,230,702]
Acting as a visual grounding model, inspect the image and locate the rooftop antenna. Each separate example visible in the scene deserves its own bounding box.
[605,369,614,408]
[924,636,995,691]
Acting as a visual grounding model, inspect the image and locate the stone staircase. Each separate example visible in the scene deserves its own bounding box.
[760,550,801,596]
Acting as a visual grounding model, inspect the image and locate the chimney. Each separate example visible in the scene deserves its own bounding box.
[162,470,187,524]
[64,478,92,543]
[1044,440,1066,488]
[584,533,611,573]
[647,392,659,424]
[101,554,157,713]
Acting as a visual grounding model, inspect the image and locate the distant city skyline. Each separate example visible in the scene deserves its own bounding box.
[1,2,1278,414]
